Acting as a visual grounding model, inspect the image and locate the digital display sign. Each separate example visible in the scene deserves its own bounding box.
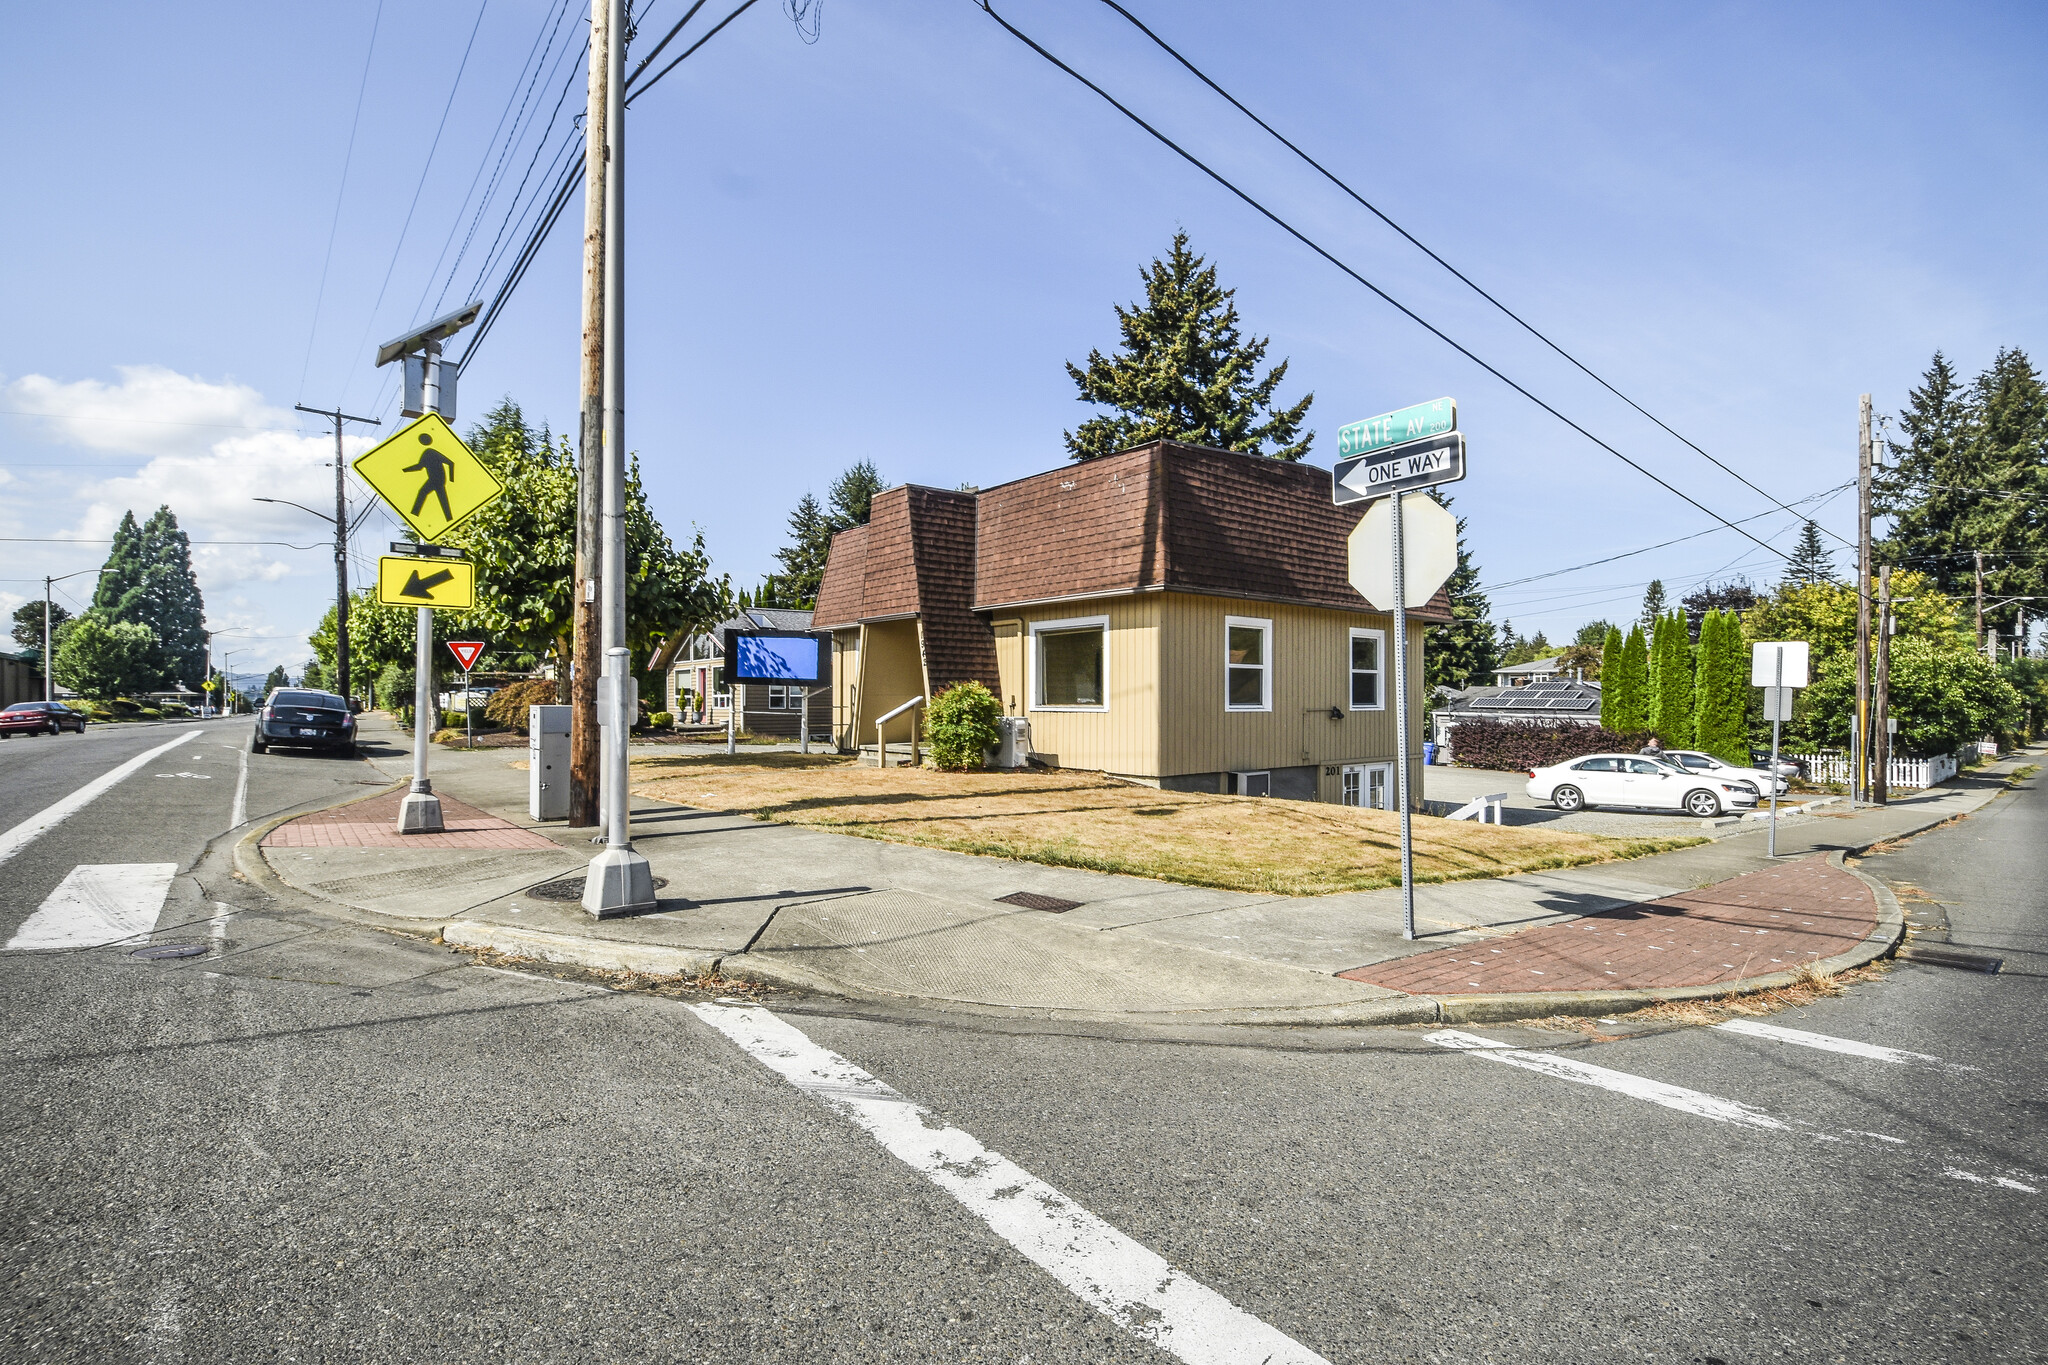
[726,631,826,684]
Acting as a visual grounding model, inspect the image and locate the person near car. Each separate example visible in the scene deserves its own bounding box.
[1638,736,1665,759]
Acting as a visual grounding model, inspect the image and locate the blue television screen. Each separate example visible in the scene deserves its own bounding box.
[732,633,823,684]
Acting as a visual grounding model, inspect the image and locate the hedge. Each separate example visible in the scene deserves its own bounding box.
[1446,719,1651,772]
[484,677,562,731]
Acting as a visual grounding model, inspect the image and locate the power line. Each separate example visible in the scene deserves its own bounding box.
[297,0,385,403]
[969,0,1792,564]
[627,0,764,106]
[1092,1,1854,552]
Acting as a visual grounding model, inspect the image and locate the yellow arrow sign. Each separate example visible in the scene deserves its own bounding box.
[376,555,477,610]
[351,413,504,543]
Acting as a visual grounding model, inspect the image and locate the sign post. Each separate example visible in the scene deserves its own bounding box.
[1750,641,1810,858]
[1338,402,1465,940]
[449,641,486,749]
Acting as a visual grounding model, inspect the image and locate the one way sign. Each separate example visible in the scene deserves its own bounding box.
[1331,431,1466,506]
[376,554,477,609]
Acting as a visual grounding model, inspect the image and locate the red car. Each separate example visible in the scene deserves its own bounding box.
[0,701,88,736]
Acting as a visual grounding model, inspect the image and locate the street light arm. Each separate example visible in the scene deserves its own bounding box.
[253,497,339,526]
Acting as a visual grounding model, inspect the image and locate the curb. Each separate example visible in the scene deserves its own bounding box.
[443,921,720,979]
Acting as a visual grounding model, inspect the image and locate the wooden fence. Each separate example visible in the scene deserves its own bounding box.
[1790,750,1959,789]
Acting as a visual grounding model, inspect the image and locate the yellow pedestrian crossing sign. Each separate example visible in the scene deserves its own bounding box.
[351,413,504,543]
[376,554,477,610]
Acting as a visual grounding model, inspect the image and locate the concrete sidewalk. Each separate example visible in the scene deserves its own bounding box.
[237,714,2034,1026]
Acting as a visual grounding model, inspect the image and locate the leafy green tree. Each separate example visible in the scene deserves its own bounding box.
[52,613,158,699]
[1681,579,1759,641]
[1692,611,1748,763]
[1781,521,1837,588]
[1065,231,1312,462]
[1609,625,1650,732]
[10,600,70,665]
[1499,630,1552,668]
[1423,491,1498,694]
[1574,619,1615,647]
[1804,636,2021,754]
[300,659,328,690]
[1650,612,1695,747]
[1598,626,1625,727]
[264,665,289,694]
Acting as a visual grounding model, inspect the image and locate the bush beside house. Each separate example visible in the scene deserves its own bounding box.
[1447,720,1652,772]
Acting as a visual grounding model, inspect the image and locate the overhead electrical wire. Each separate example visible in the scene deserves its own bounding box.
[968,0,1791,563]
[297,0,385,404]
[1092,1,1853,552]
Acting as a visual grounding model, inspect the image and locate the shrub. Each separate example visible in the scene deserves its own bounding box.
[925,680,1003,771]
[650,711,674,729]
[484,677,560,731]
[1446,719,1651,771]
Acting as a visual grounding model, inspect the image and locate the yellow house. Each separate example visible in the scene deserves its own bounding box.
[813,440,1449,806]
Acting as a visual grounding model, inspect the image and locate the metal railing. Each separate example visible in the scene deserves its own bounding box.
[874,695,925,770]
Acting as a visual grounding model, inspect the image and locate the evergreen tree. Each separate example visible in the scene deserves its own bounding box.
[92,506,206,687]
[92,511,148,621]
[1875,351,1974,597]
[827,460,884,527]
[1423,490,1498,694]
[1611,625,1650,731]
[1598,626,1625,728]
[1781,522,1837,588]
[1650,611,1695,747]
[1065,231,1313,461]
[264,665,289,694]
[1693,611,1748,763]
[1681,578,1759,641]
[1575,619,1616,647]
[774,494,835,605]
[1639,579,1666,631]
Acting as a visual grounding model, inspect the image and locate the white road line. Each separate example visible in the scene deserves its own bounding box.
[1426,1029,1791,1131]
[1943,1168,2038,1194]
[7,863,180,951]
[1714,1018,1944,1065]
[689,1003,1332,1365]
[230,739,250,831]
[0,730,201,868]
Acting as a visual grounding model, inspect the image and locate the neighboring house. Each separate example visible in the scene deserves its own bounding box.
[667,607,830,739]
[0,650,44,707]
[1432,678,1604,749]
[813,440,1452,804]
[1492,657,1566,687]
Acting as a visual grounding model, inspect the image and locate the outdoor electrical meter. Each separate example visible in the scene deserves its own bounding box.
[529,705,571,821]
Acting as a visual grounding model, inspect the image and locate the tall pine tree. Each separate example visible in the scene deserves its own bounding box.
[1639,579,1666,631]
[93,506,206,687]
[1781,522,1837,588]
[773,461,887,608]
[1065,232,1313,461]
[1423,490,1498,694]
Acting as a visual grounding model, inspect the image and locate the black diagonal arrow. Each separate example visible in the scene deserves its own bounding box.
[400,568,456,599]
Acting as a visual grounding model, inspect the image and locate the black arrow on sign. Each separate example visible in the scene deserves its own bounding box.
[400,568,456,599]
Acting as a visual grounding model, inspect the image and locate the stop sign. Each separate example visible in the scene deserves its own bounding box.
[1346,494,1458,611]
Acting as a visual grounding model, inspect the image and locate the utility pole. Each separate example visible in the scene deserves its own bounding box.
[294,403,380,703]
[1854,394,1872,807]
[582,0,655,917]
[1874,565,1891,806]
[1975,550,1986,654]
[571,0,610,830]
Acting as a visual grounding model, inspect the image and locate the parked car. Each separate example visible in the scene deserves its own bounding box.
[0,700,88,736]
[1751,748,1807,780]
[252,688,356,754]
[1664,749,1786,796]
[1526,753,1760,818]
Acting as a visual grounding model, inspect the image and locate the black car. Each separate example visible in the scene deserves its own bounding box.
[252,688,357,754]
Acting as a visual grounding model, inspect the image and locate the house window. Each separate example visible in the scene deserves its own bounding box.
[1033,617,1108,710]
[1225,616,1271,711]
[1349,628,1384,710]
[767,684,787,710]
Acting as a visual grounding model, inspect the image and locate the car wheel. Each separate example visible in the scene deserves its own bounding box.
[1552,784,1584,812]
[251,738,267,754]
[1685,789,1721,818]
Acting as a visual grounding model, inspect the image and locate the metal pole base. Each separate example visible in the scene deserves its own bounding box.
[582,845,657,919]
[397,791,445,835]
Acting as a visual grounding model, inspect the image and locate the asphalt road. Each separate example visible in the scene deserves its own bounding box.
[3,730,2041,1363]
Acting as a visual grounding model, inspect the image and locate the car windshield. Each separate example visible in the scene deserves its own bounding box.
[273,691,345,710]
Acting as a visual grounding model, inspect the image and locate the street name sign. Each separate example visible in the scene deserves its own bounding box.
[1336,397,1456,458]
[1332,431,1466,506]
[447,641,486,671]
[352,413,504,543]
[1347,492,1459,612]
[376,554,477,609]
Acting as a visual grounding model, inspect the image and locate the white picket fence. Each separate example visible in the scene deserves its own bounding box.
[1790,751,1958,789]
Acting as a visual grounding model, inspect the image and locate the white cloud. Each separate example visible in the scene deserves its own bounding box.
[3,365,292,460]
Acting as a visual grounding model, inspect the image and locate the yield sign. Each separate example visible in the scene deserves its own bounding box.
[448,641,486,671]
[351,413,505,542]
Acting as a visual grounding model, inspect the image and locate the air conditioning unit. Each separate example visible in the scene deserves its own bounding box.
[1229,770,1271,797]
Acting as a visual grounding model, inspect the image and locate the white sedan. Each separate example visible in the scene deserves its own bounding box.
[1662,748,1787,796]
[1527,753,1761,818]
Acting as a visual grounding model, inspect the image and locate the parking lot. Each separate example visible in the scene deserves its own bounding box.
[1424,762,1738,839]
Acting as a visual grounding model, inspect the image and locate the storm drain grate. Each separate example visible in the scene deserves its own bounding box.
[994,891,1083,913]
[528,875,668,902]
[132,944,206,960]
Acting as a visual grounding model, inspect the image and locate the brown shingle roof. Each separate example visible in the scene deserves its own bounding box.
[812,486,999,691]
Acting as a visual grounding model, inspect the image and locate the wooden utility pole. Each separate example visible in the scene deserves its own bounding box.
[1874,565,1891,806]
[293,403,380,703]
[571,0,610,828]
[1975,550,1986,654]
[1855,394,1872,806]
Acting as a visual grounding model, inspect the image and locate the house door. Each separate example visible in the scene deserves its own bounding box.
[1341,763,1394,810]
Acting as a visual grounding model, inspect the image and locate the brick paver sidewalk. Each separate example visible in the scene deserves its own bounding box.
[1341,854,1876,995]
[262,790,561,852]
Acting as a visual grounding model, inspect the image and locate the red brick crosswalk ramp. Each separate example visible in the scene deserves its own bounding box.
[1340,854,1876,995]
[261,790,562,851]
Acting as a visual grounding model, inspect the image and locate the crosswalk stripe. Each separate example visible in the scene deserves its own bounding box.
[690,1002,1333,1365]
[1713,1018,1944,1065]
[1426,1029,1790,1130]
[7,864,180,951]
[0,730,201,868]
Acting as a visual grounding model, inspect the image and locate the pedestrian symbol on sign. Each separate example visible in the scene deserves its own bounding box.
[404,431,457,521]
[350,412,505,542]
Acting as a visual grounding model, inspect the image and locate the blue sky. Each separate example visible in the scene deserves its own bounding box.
[3,1,2043,676]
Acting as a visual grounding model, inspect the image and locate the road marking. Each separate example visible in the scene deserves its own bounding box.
[1426,1029,1790,1131]
[7,863,180,951]
[1714,1018,1945,1065]
[1944,1168,2038,1194]
[689,1003,1332,1365]
[0,730,200,868]
[230,741,249,830]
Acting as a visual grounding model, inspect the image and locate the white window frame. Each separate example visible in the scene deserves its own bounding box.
[1224,615,1273,712]
[1348,627,1387,711]
[1339,762,1394,809]
[1029,615,1110,713]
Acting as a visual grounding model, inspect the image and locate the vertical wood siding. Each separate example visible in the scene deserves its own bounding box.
[1003,595,1161,778]
[854,619,925,743]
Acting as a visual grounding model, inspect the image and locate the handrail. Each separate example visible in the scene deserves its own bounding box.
[875,694,926,771]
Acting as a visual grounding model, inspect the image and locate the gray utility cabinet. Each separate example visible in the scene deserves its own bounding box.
[528,705,571,821]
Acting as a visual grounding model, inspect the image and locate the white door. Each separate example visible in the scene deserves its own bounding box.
[1562,757,1622,805]
[1342,763,1394,810]
[1622,757,1680,808]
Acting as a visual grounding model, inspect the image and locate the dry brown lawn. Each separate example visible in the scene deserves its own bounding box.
[630,753,1702,896]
